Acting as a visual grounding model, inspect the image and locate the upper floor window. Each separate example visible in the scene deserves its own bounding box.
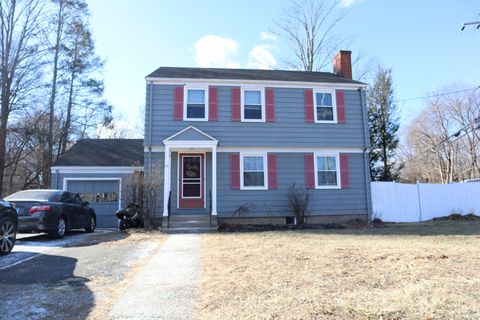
[185,87,208,121]
[240,153,268,190]
[241,88,265,122]
[315,153,340,189]
[314,90,337,123]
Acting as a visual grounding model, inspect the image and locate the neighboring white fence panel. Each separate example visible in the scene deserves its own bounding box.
[371,182,480,222]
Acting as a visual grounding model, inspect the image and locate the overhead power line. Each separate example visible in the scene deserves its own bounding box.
[396,86,480,103]
[461,19,480,31]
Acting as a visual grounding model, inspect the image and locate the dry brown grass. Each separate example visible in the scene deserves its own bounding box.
[196,221,480,320]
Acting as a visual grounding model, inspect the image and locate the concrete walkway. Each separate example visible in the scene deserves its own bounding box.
[110,234,201,320]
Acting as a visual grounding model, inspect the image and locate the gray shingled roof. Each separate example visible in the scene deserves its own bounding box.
[53,139,144,167]
[146,67,365,85]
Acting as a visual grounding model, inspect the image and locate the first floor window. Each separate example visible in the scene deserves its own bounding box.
[243,89,263,121]
[315,91,334,122]
[242,154,266,189]
[186,89,206,119]
[316,155,338,187]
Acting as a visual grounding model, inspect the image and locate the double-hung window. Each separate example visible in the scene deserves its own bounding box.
[314,90,336,123]
[315,153,340,189]
[242,88,265,122]
[185,87,208,120]
[240,153,268,190]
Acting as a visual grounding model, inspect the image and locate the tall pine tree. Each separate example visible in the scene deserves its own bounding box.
[368,66,400,181]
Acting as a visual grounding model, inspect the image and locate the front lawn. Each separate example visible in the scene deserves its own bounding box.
[196,221,480,319]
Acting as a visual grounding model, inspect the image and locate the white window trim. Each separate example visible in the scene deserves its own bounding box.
[183,86,209,121]
[240,152,268,190]
[241,86,265,123]
[313,88,337,124]
[314,152,341,189]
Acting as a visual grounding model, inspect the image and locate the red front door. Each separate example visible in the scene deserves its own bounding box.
[179,153,204,209]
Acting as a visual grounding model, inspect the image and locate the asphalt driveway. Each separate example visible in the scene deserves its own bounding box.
[0,230,166,320]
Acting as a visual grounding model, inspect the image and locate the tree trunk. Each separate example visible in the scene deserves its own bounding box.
[46,0,65,186]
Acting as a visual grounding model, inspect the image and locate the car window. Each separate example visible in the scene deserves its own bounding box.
[74,193,84,205]
[60,192,75,203]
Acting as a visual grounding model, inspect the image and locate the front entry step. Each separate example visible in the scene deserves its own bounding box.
[163,214,217,233]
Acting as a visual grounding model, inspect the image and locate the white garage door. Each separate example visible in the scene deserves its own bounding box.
[66,179,120,228]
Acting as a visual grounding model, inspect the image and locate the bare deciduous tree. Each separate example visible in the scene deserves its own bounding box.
[401,86,480,183]
[274,0,345,72]
[0,0,45,195]
[122,164,162,229]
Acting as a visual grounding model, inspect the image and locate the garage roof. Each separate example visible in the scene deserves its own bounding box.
[53,139,144,167]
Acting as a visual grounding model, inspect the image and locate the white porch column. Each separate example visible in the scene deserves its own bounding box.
[162,146,171,217]
[211,146,218,215]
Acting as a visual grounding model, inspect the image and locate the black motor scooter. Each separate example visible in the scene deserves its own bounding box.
[115,203,144,230]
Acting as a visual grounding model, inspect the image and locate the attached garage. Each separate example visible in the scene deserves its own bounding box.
[51,139,144,228]
[65,179,121,228]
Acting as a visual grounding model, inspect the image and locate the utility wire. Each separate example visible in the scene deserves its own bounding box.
[395,86,480,103]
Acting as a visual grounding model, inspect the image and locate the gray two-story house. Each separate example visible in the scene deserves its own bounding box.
[145,50,371,225]
[51,50,371,228]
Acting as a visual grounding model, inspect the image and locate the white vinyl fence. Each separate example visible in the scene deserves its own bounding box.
[371,182,480,222]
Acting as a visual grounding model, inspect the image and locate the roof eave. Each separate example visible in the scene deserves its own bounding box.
[145,76,367,88]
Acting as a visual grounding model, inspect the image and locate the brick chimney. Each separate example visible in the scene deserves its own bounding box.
[333,50,352,79]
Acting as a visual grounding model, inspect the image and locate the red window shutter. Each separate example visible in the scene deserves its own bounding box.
[230,153,240,190]
[265,88,275,122]
[336,90,346,123]
[173,86,184,121]
[231,87,241,121]
[209,86,218,121]
[304,89,314,123]
[267,154,277,189]
[340,154,350,188]
[304,154,315,189]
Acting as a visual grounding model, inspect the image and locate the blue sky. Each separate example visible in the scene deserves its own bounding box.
[86,0,480,136]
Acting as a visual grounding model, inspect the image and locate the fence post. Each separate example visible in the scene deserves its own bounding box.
[416,181,423,222]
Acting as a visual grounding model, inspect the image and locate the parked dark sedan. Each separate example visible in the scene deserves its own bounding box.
[5,190,96,238]
[0,199,17,255]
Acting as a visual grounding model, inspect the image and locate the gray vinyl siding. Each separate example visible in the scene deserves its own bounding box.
[147,151,368,218]
[216,152,368,217]
[145,84,368,148]
[144,152,164,216]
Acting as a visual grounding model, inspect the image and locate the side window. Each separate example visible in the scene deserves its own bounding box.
[315,154,340,188]
[314,90,336,123]
[240,153,268,190]
[185,88,207,120]
[242,88,265,122]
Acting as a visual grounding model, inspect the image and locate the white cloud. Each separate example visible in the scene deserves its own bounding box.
[340,0,365,7]
[260,31,277,41]
[194,35,240,68]
[247,45,277,69]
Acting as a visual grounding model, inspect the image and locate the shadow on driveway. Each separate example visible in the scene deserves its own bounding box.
[15,229,129,248]
[0,252,93,320]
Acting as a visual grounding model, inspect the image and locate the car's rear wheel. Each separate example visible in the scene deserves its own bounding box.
[85,215,96,233]
[0,216,16,256]
[49,216,66,238]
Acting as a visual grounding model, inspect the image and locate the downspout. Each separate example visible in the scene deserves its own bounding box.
[56,169,59,189]
[148,81,154,170]
[358,87,372,222]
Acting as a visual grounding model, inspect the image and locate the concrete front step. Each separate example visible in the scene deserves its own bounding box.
[165,214,217,232]
[162,227,217,234]
[169,214,212,222]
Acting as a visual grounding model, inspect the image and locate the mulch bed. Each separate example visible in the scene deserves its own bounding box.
[218,218,381,232]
